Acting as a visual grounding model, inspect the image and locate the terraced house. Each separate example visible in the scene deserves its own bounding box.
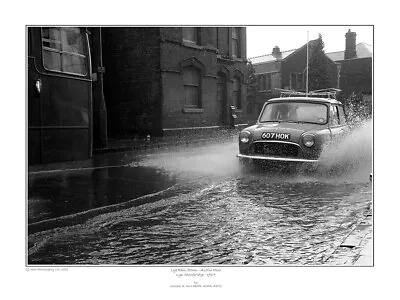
[248,29,372,122]
[101,27,248,138]
[248,40,338,119]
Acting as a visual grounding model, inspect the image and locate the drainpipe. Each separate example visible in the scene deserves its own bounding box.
[92,27,108,148]
[306,31,309,97]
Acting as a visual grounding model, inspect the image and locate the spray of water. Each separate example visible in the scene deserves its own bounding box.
[135,120,372,184]
[136,142,242,179]
[317,119,372,182]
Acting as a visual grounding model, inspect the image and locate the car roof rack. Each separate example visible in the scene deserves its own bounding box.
[275,88,341,99]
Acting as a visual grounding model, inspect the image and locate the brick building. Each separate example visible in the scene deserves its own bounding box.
[248,40,338,121]
[101,27,248,139]
[326,29,372,112]
[27,26,247,164]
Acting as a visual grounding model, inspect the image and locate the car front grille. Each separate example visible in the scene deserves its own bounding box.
[253,142,300,158]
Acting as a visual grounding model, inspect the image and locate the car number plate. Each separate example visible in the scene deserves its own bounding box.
[261,132,290,140]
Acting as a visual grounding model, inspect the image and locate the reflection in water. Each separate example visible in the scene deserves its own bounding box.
[28,166,176,223]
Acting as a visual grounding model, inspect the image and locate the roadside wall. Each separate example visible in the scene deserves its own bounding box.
[102,27,162,138]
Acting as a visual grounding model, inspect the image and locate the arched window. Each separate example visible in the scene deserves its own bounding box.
[183,67,201,108]
[233,77,241,109]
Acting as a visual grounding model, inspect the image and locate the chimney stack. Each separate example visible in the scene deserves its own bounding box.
[272,46,282,59]
[345,29,357,59]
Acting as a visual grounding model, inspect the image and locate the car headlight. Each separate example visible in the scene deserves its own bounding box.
[302,134,315,147]
[239,131,251,143]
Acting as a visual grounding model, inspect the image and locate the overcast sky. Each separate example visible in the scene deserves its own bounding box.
[246,25,373,59]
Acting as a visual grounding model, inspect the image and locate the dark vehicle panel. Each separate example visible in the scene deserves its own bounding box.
[28,27,92,165]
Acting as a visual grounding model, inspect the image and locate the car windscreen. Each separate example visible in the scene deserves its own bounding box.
[259,102,328,124]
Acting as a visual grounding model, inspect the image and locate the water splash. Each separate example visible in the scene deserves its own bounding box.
[133,143,242,178]
[317,119,372,182]
[134,121,373,184]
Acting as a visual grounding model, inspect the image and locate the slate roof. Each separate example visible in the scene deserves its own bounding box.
[326,42,372,61]
[249,39,319,65]
[249,49,296,65]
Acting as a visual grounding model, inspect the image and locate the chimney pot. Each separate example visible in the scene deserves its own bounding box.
[345,29,357,59]
[272,46,281,58]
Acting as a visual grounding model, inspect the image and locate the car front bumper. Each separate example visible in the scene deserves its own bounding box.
[237,153,319,163]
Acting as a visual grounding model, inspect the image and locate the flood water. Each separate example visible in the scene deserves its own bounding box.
[28,120,372,265]
[28,166,177,223]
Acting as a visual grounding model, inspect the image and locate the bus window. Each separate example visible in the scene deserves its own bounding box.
[41,27,88,76]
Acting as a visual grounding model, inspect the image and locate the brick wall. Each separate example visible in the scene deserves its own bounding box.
[159,27,248,130]
[254,61,281,74]
[240,28,247,59]
[339,57,372,95]
[161,72,220,128]
[102,27,162,138]
[101,27,248,136]
[201,27,217,48]
[281,44,338,90]
[160,39,220,129]
[217,27,230,56]
[281,45,307,89]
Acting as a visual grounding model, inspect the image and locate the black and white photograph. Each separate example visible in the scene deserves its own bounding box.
[26,25,373,267]
[5,2,397,297]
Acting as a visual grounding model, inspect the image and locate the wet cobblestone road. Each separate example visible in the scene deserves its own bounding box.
[28,141,372,265]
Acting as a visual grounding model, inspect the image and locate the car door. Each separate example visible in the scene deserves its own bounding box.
[329,104,349,143]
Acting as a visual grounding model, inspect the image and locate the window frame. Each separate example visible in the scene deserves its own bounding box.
[231,27,240,58]
[41,27,88,77]
[290,72,303,90]
[232,76,242,109]
[258,73,273,91]
[329,105,341,127]
[182,27,198,45]
[28,28,32,55]
[259,102,329,125]
[183,67,202,108]
[266,73,272,90]
[338,105,347,125]
[263,75,267,91]
[258,75,263,91]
